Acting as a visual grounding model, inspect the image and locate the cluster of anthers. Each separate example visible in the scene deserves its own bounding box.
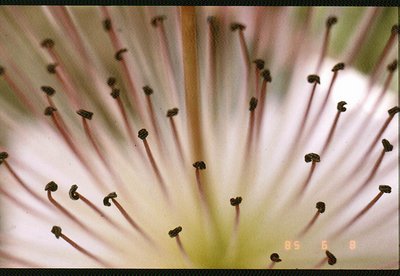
[0,6,398,268]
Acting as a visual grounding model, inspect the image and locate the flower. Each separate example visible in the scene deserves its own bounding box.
[0,6,398,269]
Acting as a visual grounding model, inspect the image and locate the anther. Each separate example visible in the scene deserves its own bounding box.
[316,201,326,213]
[168,226,182,238]
[307,74,320,84]
[115,48,128,61]
[379,185,391,193]
[142,85,153,96]
[193,161,206,170]
[326,16,338,28]
[0,66,4,75]
[304,153,320,163]
[41,38,55,49]
[166,108,179,117]
[107,77,116,87]
[103,18,112,31]
[326,250,337,265]
[69,184,80,200]
[253,59,265,70]
[41,86,56,96]
[76,109,94,120]
[0,152,9,160]
[103,192,117,207]
[392,24,399,34]
[230,23,246,31]
[151,15,166,27]
[382,139,393,152]
[47,63,58,74]
[44,181,58,192]
[337,101,347,112]
[387,59,398,72]
[270,253,282,262]
[388,106,400,116]
[230,196,242,206]
[332,62,345,72]
[51,226,62,239]
[261,69,272,82]
[44,106,57,116]
[138,128,149,140]
[110,88,120,99]
[249,97,258,111]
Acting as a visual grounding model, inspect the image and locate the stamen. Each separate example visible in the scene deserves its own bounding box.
[207,16,217,103]
[246,97,258,155]
[315,250,337,268]
[46,63,58,74]
[253,59,265,98]
[256,69,272,137]
[307,63,345,136]
[114,48,128,61]
[107,77,116,88]
[230,196,242,233]
[193,161,207,204]
[332,185,391,239]
[181,6,203,161]
[299,153,320,196]
[316,16,338,72]
[168,226,190,264]
[268,253,282,269]
[138,129,169,200]
[320,101,347,156]
[142,86,162,145]
[167,108,185,163]
[298,201,325,238]
[102,18,112,31]
[103,192,153,244]
[51,226,109,267]
[231,22,250,68]
[369,24,399,86]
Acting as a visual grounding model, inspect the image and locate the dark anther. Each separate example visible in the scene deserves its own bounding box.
[69,185,80,200]
[382,139,393,152]
[379,185,391,194]
[326,250,337,265]
[51,226,62,239]
[253,59,265,70]
[307,75,320,84]
[166,108,179,117]
[45,181,58,192]
[103,18,112,31]
[0,152,9,160]
[316,201,326,213]
[41,38,55,49]
[270,253,282,262]
[332,62,345,72]
[76,109,94,120]
[387,60,398,72]
[142,85,153,96]
[44,106,57,116]
[261,69,272,82]
[230,196,242,206]
[326,16,338,28]
[193,161,206,170]
[230,23,246,31]
[388,106,400,116]
[304,153,321,163]
[110,88,120,99]
[337,101,347,112]
[138,129,149,140]
[107,77,116,87]
[41,86,56,96]
[115,48,128,61]
[168,226,182,238]
[391,24,399,35]
[151,15,166,27]
[249,97,258,112]
[0,66,5,75]
[47,63,58,74]
[103,192,117,207]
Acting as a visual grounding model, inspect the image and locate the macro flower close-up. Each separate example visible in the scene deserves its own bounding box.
[0,5,398,269]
